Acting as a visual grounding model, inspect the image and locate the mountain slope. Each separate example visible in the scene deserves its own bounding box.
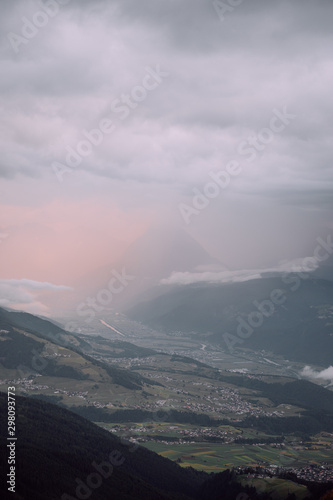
[0,392,276,500]
[67,223,225,313]
[0,306,90,351]
[0,392,204,499]
[0,306,159,400]
[127,276,333,365]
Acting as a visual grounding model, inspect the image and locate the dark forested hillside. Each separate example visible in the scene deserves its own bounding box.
[0,392,202,499]
[0,393,276,500]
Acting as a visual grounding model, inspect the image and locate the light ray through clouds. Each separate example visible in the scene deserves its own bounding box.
[0,0,332,314]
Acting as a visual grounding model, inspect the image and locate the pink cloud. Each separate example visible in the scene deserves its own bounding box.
[0,199,150,284]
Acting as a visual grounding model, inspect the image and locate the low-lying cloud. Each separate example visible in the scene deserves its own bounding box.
[300,365,333,385]
[160,258,320,286]
[0,279,72,315]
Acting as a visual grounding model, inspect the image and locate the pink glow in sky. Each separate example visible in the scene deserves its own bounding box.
[0,199,151,284]
[1,0,333,315]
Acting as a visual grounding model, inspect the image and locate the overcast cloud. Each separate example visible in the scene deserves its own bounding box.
[0,278,72,314]
[0,0,332,313]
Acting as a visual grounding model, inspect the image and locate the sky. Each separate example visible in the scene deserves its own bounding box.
[0,0,333,315]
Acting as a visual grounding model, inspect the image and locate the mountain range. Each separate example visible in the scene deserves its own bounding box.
[2,306,333,498]
[127,275,333,366]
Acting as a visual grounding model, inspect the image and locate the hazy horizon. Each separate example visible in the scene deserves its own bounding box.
[1,0,333,316]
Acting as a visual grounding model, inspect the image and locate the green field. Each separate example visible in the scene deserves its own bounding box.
[239,476,309,500]
[98,421,333,473]
[141,441,333,473]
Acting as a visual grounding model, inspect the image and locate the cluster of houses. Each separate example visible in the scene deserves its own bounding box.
[235,464,333,483]
[1,366,286,419]
[0,377,49,392]
[107,424,234,443]
[53,389,88,399]
[139,372,284,418]
[286,464,333,482]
